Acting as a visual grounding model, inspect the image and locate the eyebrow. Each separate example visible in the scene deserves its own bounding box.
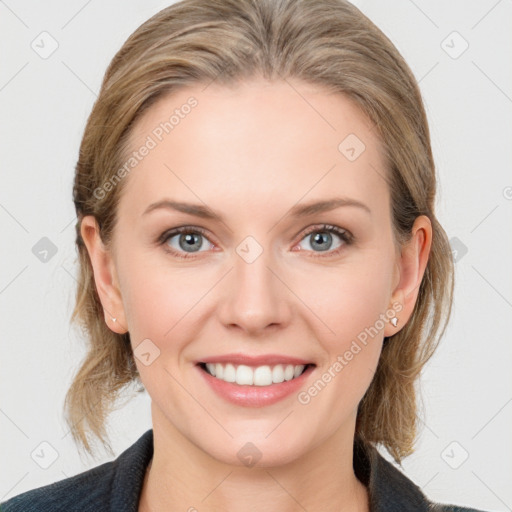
[142,197,371,221]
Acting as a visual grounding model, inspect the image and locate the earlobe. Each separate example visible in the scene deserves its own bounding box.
[80,216,128,334]
[103,312,127,334]
[384,215,432,337]
[384,288,405,337]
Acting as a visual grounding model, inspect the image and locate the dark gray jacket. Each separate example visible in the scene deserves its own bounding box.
[0,429,489,511]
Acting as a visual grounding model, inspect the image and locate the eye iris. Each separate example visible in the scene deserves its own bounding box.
[311,232,332,251]
[179,233,202,252]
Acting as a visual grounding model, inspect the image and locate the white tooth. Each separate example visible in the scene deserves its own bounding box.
[209,362,307,385]
[253,365,272,386]
[284,364,294,381]
[236,365,254,385]
[272,364,285,383]
[294,364,305,378]
[223,363,236,382]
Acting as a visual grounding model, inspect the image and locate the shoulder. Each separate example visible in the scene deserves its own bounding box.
[0,458,116,512]
[0,429,153,512]
[354,438,492,512]
[428,505,492,512]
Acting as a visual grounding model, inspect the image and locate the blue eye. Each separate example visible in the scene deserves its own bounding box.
[297,224,352,257]
[159,226,214,259]
[158,223,353,260]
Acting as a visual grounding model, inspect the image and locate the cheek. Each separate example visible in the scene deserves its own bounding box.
[299,253,395,346]
[120,259,205,392]
[118,251,203,341]
[296,265,392,420]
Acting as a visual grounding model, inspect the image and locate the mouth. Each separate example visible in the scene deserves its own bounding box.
[196,362,316,387]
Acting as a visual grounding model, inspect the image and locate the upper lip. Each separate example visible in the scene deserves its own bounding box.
[197,353,315,367]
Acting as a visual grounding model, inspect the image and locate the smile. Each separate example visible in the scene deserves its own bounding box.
[199,362,312,387]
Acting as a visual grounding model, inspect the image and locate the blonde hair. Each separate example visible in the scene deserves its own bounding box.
[66,0,454,464]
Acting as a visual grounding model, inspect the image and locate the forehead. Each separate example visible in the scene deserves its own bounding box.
[119,78,389,222]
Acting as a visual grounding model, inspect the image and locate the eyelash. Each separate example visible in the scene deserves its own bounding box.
[158,224,353,260]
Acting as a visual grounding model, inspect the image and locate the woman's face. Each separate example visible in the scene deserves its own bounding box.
[87,78,421,467]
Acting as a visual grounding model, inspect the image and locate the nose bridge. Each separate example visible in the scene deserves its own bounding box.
[219,233,290,332]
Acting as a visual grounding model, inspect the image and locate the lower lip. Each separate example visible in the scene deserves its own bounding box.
[196,364,315,407]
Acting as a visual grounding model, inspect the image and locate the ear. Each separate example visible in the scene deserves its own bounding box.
[384,215,432,337]
[80,215,128,334]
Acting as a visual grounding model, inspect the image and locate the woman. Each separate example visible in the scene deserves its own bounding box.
[0,0,491,510]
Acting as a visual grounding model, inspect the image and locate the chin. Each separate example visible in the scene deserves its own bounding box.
[200,430,308,469]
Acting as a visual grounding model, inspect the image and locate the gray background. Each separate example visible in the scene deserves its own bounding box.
[1,0,511,510]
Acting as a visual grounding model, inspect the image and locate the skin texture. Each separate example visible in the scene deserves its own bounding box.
[81,78,431,512]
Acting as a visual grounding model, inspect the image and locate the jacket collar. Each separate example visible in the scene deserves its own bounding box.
[354,436,433,511]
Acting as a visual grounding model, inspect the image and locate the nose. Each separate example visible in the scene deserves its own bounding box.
[216,241,292,335]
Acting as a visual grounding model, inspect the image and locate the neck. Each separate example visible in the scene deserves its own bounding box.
[138,407,369,512]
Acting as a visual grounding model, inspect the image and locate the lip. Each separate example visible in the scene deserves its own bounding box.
[196,363,316,407]
[196,353,314,367]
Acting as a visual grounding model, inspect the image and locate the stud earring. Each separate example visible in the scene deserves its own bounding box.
[111,317,117,323]
[391,317,398,327]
